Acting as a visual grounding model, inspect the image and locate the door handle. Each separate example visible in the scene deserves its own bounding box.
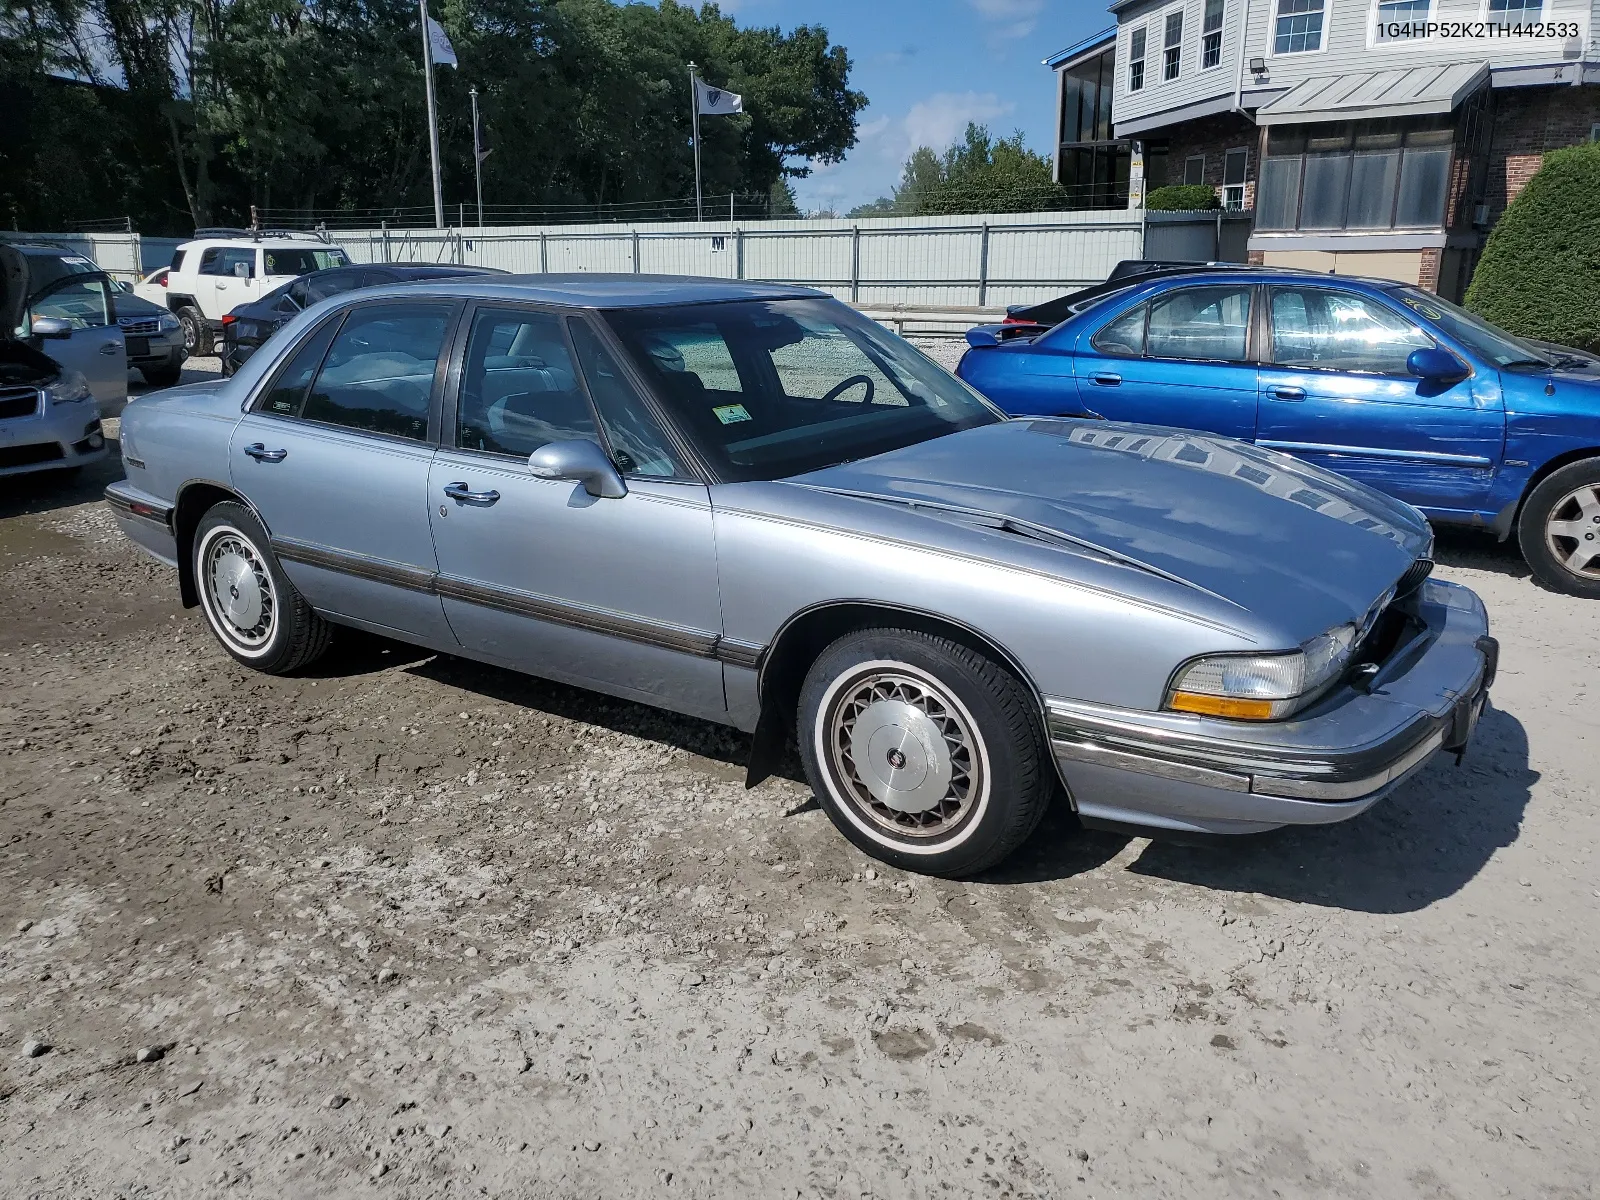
[243,443,288,463]
[443,482,500,507]
[1090,372,1122,386]
[99,341,121,355]
[1267,385,1306,402]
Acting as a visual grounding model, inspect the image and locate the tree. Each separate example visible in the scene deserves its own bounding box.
[1464,142,1600,352]
[851,123,1068,217]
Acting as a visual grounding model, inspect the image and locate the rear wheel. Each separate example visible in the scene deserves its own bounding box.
[177,306,213,357]
[193,501,330,673]
[798,627,1053,878]
[1518,459,1600,598]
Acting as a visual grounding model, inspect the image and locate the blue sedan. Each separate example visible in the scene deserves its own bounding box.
[957,268,1600,597]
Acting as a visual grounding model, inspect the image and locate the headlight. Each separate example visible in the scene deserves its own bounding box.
[1167,623,1357,721]
[158,314,181,333]
[46,370,93,406]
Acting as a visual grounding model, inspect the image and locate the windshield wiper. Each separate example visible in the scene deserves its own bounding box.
[1550,354,1589,370]
[1499,358,1553,370]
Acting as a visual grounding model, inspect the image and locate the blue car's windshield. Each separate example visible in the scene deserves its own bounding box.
[605,299,1001,482]
[1390,287,1551,370]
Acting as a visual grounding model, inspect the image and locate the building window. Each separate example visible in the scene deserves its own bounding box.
[1256,123,1454,232]
[1223,147,1248,210]
[1163,10,1184,80]
[1487,0,1542,16]
[1203,0,1226,68]
[1129,27,1147,91]
[1058,46,1131,209]
[1374,0,1430,41]
[1273,0,1325,54]
[1184,155,1206,185]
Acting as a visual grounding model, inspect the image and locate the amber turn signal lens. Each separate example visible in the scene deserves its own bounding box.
[1168,691,1276,720]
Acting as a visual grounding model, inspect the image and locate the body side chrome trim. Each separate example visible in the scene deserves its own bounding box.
[105,484,174,531]
[1257,440,1495,468]
[271,536,438,593]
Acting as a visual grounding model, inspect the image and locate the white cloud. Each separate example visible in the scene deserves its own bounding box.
[902,91,1013,157]
[964,0,1046,42]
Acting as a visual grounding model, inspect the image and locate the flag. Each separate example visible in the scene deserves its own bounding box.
[695,79,742,116]
[427,15,458,68]
[474,109,492,166]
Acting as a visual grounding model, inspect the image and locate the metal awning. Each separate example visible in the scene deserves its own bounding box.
[1255,62,1489,126]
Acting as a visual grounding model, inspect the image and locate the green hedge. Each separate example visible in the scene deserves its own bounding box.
[1464,142,1600,352]
[1144,184,1220,211]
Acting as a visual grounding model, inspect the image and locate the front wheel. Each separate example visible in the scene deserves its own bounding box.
[798,627,1054,878]
[193,501,331,673]
[1518,459,1600,598]
[177,306,213,357]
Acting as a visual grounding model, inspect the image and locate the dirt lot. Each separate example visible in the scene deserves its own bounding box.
[1,360,1597,1199]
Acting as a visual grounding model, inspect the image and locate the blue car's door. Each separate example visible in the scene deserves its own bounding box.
[1254,285,1504,518]
[1070,283,1260,441]
[425,306,727,724]
[229,299,458,644]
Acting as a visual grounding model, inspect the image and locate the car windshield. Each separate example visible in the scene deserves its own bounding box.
[1390,287,1551,370]
[262,247,350,276]
[605,298,1001,482]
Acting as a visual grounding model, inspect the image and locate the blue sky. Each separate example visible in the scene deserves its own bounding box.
[714,0,1109,213]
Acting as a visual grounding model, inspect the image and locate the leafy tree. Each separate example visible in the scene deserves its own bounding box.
[1464,143,1600,352]
[1144,184,1219,211]
[851,123,1068,217]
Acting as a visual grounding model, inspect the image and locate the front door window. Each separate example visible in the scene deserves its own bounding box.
[1268,288,1434,375]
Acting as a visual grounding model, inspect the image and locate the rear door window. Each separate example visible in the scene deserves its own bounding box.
[268,303,452,440]
[1144,285,1251,362]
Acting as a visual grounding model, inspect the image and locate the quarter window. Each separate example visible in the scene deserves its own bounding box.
[1202,0,1225,68]
[257,318,340,417]
[1145,286,1251,362]
[299,302,450,440]
[1163,10,1183,80]
[456,308,598,457]
[1268,288,1434,375]
[1273,0,1325,53]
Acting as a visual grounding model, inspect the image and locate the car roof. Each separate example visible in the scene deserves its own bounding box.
[344,273,827,308]
[1091,266,1412,294]
[374,264,507,278]
[179,238,335,251]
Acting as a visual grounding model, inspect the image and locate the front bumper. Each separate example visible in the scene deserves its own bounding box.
[1048,579,1495,835]
[0,400,108,477]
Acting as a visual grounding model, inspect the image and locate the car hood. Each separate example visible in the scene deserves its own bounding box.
[792,419,1432,630]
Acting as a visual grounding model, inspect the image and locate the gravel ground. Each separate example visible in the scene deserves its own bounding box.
[0,353,1596,1199]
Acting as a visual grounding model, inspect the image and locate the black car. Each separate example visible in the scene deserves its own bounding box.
[1002,259,1244,330]
[220,263,506,375]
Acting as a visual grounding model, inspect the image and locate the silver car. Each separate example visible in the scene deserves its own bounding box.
[104,276,1496,877]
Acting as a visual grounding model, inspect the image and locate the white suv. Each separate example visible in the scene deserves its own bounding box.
[163,231,351,356]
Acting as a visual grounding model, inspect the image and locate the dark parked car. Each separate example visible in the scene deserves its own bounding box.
[220,263,506,375]
[1003,260,1246,330]
[112,288,187,387]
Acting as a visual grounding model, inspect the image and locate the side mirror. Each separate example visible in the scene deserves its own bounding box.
[233,262,251,279]
[527,439,627,499]
[965,327,1000,348]
[1407,347,1466,383]
[30,316,72,340]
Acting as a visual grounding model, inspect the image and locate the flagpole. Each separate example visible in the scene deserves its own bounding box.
[470,86,484,228]
[420,0,444,230]
[688,61,702,223]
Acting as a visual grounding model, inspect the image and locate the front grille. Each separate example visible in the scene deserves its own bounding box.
[118,317,163,335]
[0,386,41,420]
[0,443,64,468]
[1397,557,1434,597]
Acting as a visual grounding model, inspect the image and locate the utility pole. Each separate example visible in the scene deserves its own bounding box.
[470,86,485,228]
[688,61,703,222]
[420,0,444,229]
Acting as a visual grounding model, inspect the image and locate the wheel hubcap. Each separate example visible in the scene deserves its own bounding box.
[827,668,982,838]
[205,534,274,646]
[1543,484,1600,580]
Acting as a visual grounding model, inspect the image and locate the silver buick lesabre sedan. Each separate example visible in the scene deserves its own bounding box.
[106,276,1497,877]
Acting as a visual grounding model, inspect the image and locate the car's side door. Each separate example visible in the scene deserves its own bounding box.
[426,304,727,723]
[228,299,459,645]
[1254,285,1503,517]
[211,248,259,315]
[26,274,125,406]
[1070,284,1260,441]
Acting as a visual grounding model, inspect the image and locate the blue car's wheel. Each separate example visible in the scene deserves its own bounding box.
[1518,459,1600,599]
[193,502,331,673]
[798,627,1054,877]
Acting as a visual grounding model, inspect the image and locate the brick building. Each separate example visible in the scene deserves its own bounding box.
[1048,1,1600,297]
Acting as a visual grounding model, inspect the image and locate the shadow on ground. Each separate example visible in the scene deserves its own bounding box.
[1433,525,1529,580]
